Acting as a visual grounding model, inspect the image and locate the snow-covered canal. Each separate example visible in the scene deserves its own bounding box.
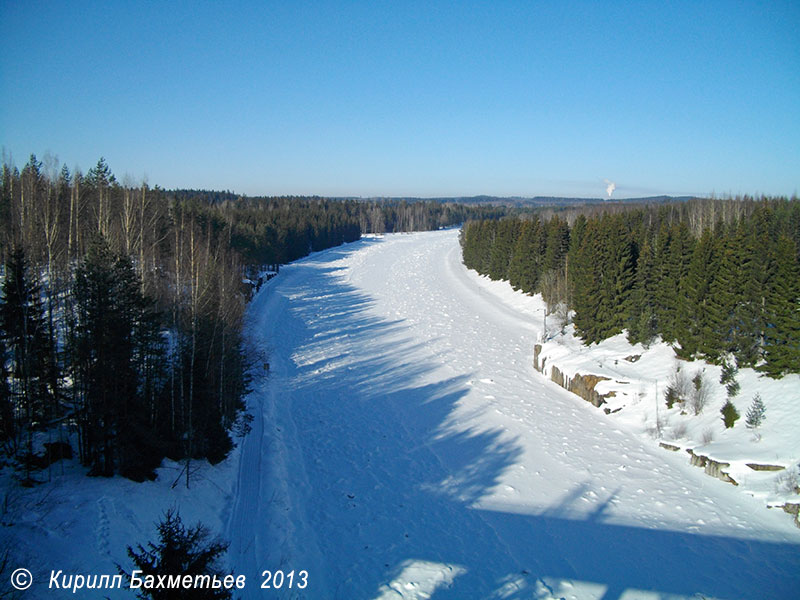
[230,229,799,600]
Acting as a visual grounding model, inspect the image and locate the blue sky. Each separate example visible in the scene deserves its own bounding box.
[1,1,798,198]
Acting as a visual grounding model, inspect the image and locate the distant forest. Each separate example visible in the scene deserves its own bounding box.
[0,153,507,484]
[461,198,800,376]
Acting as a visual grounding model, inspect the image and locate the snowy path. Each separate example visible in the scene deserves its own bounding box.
[230,230,800,600]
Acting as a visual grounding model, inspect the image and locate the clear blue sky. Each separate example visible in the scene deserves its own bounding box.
[1,1,798,198]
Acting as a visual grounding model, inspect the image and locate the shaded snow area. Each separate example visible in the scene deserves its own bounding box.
[1,454,239,599]
[3,229,798,599]
[231,229,799,599]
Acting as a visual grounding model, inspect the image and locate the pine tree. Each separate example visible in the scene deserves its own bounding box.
[121,509,231,600]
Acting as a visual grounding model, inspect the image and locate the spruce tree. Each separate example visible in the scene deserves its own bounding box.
[487,219,518,281]
[543,216,570,273]
[721,399,740,429]
[608,216,636,334]
[729,221,767,366]
[570,220,604,342]
[73,237,166,478]
[0,331,14,453]
[73,237,121,475]
[589,214,635,340]
[745,393,766,429]
[761,235,800,376]
[653,223,692,344]
[113,254,166,480]
[507,219,542,293]
[122,509,231,600]
[703,234,739,360]
[0,247,55,466]
[678,228,716,358]
[627,235,658,345]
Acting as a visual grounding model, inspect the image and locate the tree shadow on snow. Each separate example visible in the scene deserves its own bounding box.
[255,239,800,600]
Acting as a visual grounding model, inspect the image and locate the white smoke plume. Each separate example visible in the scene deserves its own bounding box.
[604,179,616,199]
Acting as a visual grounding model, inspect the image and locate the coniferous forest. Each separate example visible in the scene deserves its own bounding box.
[460,198,800,377]
[0,154,506,484]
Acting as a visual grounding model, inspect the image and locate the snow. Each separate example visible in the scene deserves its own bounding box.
[468,272,800,509]
[3,228,799,599]
[1,454,239,598]
[231,229,800,598]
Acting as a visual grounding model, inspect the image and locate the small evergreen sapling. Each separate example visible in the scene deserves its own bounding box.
[719,359,737,385]
[721,400,740,429]
[745,393,766,429]
[720,359,740,398]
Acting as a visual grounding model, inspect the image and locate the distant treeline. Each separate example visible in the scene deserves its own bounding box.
[178,193,510,268]
[461,198,800,376]
[0,154,511,483]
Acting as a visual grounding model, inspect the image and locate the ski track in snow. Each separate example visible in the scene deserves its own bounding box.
[230,230,800,600]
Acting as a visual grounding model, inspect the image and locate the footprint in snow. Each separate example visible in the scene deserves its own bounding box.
[96,497,112,557]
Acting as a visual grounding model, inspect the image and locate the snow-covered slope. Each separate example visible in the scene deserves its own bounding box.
[466,256,800,514]
[231,229,800,599]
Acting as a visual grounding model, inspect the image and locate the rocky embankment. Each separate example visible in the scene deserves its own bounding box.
[532,343,800,528]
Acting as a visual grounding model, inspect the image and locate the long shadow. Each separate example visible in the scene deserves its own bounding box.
[468,488,800,600]
[258,237,800,600]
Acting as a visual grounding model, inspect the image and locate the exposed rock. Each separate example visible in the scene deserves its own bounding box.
[659,442,681,452]
[746,463,785,472]
[782,503,800,528]
[550,365,566,387]
[686,449,738,485]
[569,373,612,408]
[533,344,543,371]
[624,354,641,363]
[547,366,611,408]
